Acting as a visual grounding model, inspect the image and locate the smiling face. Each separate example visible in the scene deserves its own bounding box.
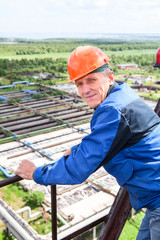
[75,71,114,108]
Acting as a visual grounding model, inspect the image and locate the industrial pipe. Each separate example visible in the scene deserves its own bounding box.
[0,166,15,178]
[0,205,34,240]
[16,206,41,219]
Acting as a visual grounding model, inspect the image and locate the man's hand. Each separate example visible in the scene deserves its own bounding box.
[14,160,36,180]
[63,148,72,156]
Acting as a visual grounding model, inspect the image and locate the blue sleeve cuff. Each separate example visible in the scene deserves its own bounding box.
[33,165,48,185]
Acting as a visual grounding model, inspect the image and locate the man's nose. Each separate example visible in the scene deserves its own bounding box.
[82,84,90,94]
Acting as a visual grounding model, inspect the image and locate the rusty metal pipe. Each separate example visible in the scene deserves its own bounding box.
[51,185,57,240]
[0,175,23,187]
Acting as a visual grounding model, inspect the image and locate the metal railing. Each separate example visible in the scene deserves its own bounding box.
[0,178,106,240]
[0,98,160,240]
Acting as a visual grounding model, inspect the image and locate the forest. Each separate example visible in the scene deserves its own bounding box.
[1,38,160,55]
[0,38,160,83]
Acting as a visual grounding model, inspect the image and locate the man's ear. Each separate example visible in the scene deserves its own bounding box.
[108,72,114,85]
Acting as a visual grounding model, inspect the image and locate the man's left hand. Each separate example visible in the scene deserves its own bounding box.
[14,159,36,180]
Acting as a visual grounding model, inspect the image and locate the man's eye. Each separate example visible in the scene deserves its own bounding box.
[88,78,96,83]
[76,82,82,87]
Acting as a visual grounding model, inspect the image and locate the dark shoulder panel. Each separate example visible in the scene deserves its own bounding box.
[96,113,132,169]
[96,97,160,169]
[121,98,160,147]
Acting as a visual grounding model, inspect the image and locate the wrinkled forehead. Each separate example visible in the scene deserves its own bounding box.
[74,72,108,86]
[75,71,105,84]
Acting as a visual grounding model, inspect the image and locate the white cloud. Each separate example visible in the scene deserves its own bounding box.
[94,0,109,7]
[0,0,160,37]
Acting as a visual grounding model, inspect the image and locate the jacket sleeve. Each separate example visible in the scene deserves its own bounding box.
[33,105,130,186]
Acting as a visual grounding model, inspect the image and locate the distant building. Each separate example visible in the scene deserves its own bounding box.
[40,70,52,80]
[115,63,138,70]
[40,70,46,79]
[121,75,153,85]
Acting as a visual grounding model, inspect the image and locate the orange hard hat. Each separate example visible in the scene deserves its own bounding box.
[67,46,110,83]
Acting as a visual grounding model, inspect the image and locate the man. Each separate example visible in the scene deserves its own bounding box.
[15,46,160,239]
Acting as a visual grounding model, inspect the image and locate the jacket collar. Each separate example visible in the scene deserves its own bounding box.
[106,81,119,97]
[94,81,119,110]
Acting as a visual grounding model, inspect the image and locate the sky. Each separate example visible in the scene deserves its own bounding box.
[0,0,160,39]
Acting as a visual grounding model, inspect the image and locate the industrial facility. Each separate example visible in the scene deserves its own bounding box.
[0,47,160,240]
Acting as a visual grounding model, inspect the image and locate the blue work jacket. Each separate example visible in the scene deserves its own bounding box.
[34,82,160,210]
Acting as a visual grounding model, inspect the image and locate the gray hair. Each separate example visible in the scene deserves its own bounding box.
[103,67,113,76]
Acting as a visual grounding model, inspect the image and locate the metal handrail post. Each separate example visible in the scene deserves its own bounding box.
[51,185,57,240]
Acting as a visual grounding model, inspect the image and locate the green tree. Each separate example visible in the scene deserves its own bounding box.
[2,230,15,240]
[24,191,44,208]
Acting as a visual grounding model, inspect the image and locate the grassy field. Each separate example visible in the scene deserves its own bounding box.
[0,49,157,60]
[119,211,145,240]
[0,52,71,60]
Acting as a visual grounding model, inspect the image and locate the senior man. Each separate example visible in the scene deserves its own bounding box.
[15,46,160,239]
